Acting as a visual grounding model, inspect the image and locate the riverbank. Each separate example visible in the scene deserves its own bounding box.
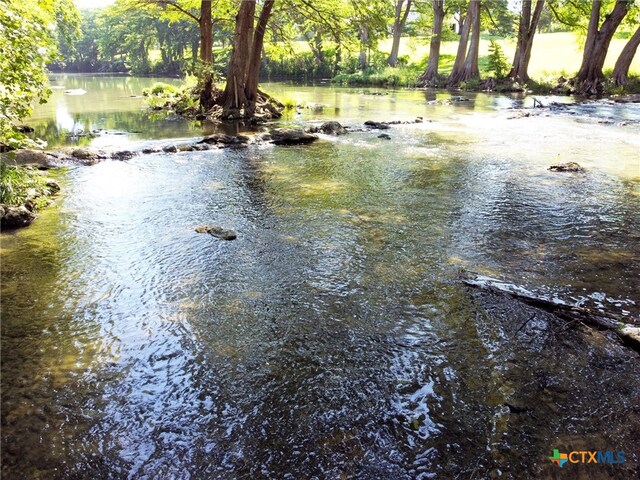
[332,67,640,96]
[0,162,60,230]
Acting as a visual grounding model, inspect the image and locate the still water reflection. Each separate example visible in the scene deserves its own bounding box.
[2,76,639,479]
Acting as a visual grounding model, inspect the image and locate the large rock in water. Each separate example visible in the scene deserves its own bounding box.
[112,150,135,160]
[199,133,250,145]
[70,148,105,164]
[319,121,347,135]
[1,205,37,230]
[9,149,54,168]
[195,225,237,240]
[364,120,390,130]
[265,129,318,145]
[548,162,585,172]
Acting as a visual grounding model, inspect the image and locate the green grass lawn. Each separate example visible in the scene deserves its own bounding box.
[378,32,640,79]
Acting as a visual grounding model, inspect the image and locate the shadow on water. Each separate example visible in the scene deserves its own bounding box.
[2,77,640,479]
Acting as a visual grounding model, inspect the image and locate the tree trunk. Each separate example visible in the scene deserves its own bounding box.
[199,0,213,64]
[612,26,640,86]
[359,26,368,70]
[510,0,545,82]
[310,31,325,69]
[197,0,215,109]
[418,0,445,85]
[221,0,276,119]
[460,0,480,81]
[448,3,473,85]
[388,0,413,67]
[191,39,198,64]
[448,1,476,86]
[334,43,342,76]
[456,12,464,35]
[222,0,255,116]
[574,0,630,95]
[244,0,275,117]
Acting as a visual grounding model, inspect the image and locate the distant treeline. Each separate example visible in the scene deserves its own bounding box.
[4,0,640,147]
[51,0,523,78]
[52,1,639,96]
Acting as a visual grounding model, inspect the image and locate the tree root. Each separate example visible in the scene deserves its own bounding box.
[202,88,283,122]
[461,272,640,352]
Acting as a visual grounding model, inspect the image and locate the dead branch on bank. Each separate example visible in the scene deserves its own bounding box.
[460,272,640,352]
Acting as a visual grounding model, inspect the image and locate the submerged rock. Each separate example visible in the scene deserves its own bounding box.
[378,133,391,140]
[162,145,179,153]
[548,162,584,172]
[0,205,37,230]
[191,144,212,151]
[45,179,60,193]
[70,148,106,164]
[364,120,390,130]
[305,103,326,112]
[612,94,640,104]
[199,133,250,145]
[265,129,318,146]
[112,150,135,160]
[387,117,425,125]
[319,121,347,135]
[195,225,237,240]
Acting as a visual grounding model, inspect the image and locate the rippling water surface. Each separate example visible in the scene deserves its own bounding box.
[2,76,640,479]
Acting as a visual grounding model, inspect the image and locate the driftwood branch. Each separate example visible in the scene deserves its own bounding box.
[461,272,640,351]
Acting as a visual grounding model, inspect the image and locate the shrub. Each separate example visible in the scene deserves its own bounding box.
[282,98,297,110]
[144,82,179,97]
[487,40,510,79]
[460,78,481,90]
[0,161,49,207]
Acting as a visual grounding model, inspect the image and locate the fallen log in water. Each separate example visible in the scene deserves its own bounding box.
[461,272,640,351]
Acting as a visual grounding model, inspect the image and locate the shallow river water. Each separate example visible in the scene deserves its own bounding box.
[2,75,640,479]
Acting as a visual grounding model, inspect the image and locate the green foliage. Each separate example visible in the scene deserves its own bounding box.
[487,40,510,79]
[263,48,334,79]
[604,74,640,95]
[0,162,49,207]
[142,77,203,116]
[81,0,202,75]
[0,0,56,139]
[333,64,423,87]
[144,83,179,96]
[2,129,47,151]
[459,78,481,90]
[282,98,297,110]
[56,0,236,75]
[482,0,517,37]
[526,78,556,94]
[173,94,199,115]
[0,0,79,144]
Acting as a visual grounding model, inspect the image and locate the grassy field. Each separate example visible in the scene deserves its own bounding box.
[377,32,640,79]
[281,31,639,81]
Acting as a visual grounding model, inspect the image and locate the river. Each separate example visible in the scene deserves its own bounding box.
[1,74,639,479]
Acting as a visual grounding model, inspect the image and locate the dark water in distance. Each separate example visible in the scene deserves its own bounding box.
[2,75,640,479]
